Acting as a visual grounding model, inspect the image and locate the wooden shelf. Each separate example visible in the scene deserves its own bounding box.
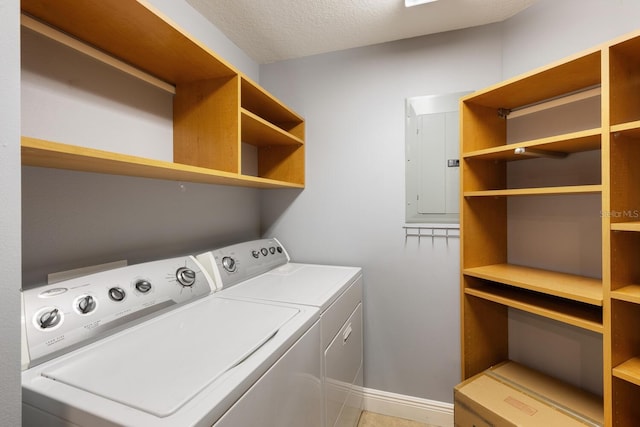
[22,0,237,84]
[464,264,603,306]
[611,285,640,305]
[613,358,640,387]
[21,137,303,189]
[611,121,640,139]
[463,50,601,110]
[22,0,306,189]
[465,284,603,333]
[462,128,601,161]
[241,77,303,134]
[611,222,640,232]
[241,109,304,147]
[463,184,602,197]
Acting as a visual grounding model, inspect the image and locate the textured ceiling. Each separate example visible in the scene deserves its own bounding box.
[187,0,537,64]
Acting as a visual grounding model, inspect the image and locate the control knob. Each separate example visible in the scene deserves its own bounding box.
[77,295,96,314]
[176,267,196,287]
[251,250,260,258]
[38,308,62,329]
[135,279,152,293]
[261,248,268,256]
[108,287,126,302]
[221,256,236,273]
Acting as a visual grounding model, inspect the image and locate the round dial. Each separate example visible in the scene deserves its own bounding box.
[135,279,152,293]
[261,248,268,256]
[221,256,236,272]
[176,267,196,287]
[108,287,126,302]
[76,295,96,314]
[38,308,62,329]
[269,247,276,254]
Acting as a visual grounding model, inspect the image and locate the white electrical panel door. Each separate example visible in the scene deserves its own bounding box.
[406,91,467,223]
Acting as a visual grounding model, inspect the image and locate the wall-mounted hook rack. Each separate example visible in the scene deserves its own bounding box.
[403,224,460,244]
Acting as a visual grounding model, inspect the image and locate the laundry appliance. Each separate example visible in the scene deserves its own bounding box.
[21,254,321,426]
[198,238,364,427]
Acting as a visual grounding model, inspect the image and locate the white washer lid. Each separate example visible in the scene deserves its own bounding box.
[40,297,298,418]
[220,264,361,311]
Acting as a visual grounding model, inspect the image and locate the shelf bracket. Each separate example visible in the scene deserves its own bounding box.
[498,108,511,119]
[514,147,568,159]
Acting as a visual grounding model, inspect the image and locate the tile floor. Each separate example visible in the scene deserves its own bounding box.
[357,411,435,427]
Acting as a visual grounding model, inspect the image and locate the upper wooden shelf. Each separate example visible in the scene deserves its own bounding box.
[613,357,640,387]
[462,50,601,110]
[241,77,303,132]
[21,137,304,189]
[22,0,237,84]
[463,184,602,198]
[464,263,603,306]
[241,110,304,147]
[462,128,601,160]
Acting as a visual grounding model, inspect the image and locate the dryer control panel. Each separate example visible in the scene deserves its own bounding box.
[197,238,290,290]
[21,256,214,368]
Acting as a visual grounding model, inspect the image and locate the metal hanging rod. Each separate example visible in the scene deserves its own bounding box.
[21,14,176,94]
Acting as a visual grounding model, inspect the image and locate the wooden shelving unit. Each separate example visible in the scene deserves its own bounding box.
[460,28,640,427]
[20,0,305,188]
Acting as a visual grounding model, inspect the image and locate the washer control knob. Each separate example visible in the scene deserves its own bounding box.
[135,280,152,293]
[261,248,268,256]
[77,295,96,314]
[221,256,236,272]
[176,267,196,287]
[269,247,276,254]
[39,308,61,329]
[108,287,126,302]
[277,246,283,253]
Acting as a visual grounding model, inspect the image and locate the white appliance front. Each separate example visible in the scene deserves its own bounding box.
[22,257,321,427]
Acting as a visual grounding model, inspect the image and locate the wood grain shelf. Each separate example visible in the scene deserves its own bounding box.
[21,137,303,189]
[21,0,306,189]
[465,285,603,333]
[613,358,640,387]
[611,121,640,138]
[463,264,603,306]
[241,109,304,147]
[462,128,602,160]
[611,285,640,305]
[463,184,602,197]
[611,222,640,232]
[464,50,601,110]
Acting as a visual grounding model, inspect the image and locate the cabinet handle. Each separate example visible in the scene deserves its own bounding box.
[343,323,353,343]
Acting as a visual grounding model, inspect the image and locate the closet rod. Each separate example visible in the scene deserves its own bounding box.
[507,86,601,119]
[21,14,176,94]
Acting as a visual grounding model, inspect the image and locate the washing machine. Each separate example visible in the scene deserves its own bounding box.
[197,238,364,427]
[21,255,321,427]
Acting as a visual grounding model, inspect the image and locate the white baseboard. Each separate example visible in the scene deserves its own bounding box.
[359,387,454,427]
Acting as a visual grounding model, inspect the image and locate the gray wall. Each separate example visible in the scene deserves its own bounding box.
[259,25,504,402]
[259,0,640,403]
[1,0,21,424]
